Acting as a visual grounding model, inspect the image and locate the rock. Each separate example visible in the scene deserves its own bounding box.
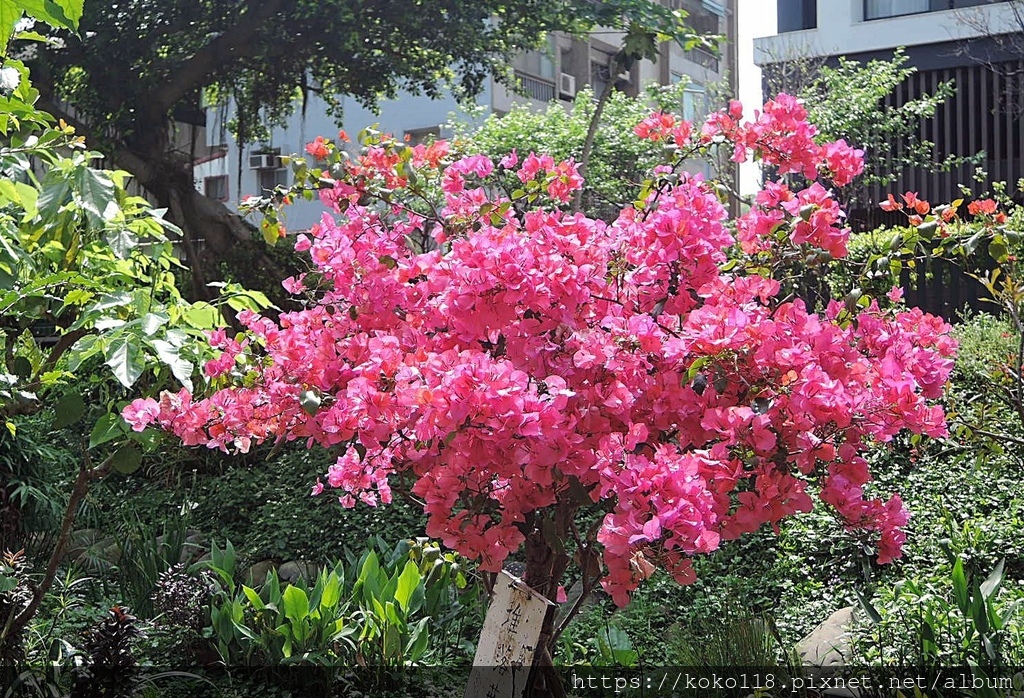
[795,606,855,668]
[64,528,104,561]
[95,540,122,566]
[243,559,276,586]
[278,560,317,583]
[179,533,209,565]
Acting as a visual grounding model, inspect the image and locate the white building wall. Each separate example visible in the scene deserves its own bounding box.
[754,0,1020,64]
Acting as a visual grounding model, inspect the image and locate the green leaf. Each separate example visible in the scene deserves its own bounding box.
[52,391,85,429]
[854,588,882,624]
[182,301,221,329]
[12,29,48,42]
[36,175,71,220]
[11,356,31,379]
[406,617,430,661]
[149,338,194,392]
[111,443,142,474]
[299,389,320,416]
[104,334,145,387]
[67,334,100,372]
[140,312,169,336]
[359,552,382,606]
[104,227,136,258]
[320,572,342,610]
[980,559,1004,600]
[393,560,420,614]
[242,585,265,611]
[89,412,125,448]
[916,220,938,240]
[282,584,310,622]
[0,2,23,55]
[15,0,81,30]
[224,288,275,313]
[383,623,400,659]
[952,558,969,613]
[988,235,1009,264]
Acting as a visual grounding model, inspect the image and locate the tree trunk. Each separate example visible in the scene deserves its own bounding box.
[138,157,290,302]
[523,508,573,698]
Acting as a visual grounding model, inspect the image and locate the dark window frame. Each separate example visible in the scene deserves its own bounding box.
[203,174,228,202]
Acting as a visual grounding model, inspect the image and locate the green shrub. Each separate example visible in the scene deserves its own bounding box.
[199,538,479,669]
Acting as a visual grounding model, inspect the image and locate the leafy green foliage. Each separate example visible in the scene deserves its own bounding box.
[457,82,699,219]
[855,557,1024,669]
[200,537,477,668]
[774,49,974,208]
[0,44,228,429]
[34,0,692,150]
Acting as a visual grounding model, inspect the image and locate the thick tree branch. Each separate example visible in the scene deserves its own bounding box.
[145,0,286,119]
[571,73,617,215]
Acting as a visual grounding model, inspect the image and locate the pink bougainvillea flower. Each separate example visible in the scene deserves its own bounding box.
[126,94,955,608]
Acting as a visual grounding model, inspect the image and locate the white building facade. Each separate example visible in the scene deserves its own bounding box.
[755,0,1024,211]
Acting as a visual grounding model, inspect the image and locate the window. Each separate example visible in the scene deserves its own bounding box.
[258,168,288,192]
[204,175,228,201]
[686,6,720,35]
[949,0,1009,6]
[778,0,817,31]
[683,85,708,122]
[670,74,709,123]
[867,0,1009,17]
[589,47,610,96]
[516,46,555,82]
[682,6,721,71]
[864,0,931,19]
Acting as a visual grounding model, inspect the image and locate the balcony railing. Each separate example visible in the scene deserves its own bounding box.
[514,71,555,102]
[684,47,720,72]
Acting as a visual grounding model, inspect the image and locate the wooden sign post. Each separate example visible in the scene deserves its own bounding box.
[465,570,554,698]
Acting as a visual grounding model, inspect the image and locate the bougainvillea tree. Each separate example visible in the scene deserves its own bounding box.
[124,94,956,659]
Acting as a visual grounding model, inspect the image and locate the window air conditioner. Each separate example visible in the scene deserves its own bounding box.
[558,72,576,99]
[248,153,279,170]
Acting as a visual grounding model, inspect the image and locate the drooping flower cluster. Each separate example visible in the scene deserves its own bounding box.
[125,95,954,606]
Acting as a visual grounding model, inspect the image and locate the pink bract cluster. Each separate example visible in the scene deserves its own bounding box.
[125,95,954,606]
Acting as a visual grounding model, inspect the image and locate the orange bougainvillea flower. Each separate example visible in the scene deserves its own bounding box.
[968,198,998,216]
[900,192,930,215]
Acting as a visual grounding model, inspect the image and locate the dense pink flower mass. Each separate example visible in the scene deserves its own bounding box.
[126,95,953,606]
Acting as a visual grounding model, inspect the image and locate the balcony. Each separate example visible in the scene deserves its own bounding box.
[684,46,720,72]
[514,71,555,103]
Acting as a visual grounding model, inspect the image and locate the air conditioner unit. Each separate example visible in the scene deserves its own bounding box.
[558,72,576,99]
[248,153,279,170]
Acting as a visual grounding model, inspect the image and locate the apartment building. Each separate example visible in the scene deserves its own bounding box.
[755,0,1024,211]
[196,0,737,232]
